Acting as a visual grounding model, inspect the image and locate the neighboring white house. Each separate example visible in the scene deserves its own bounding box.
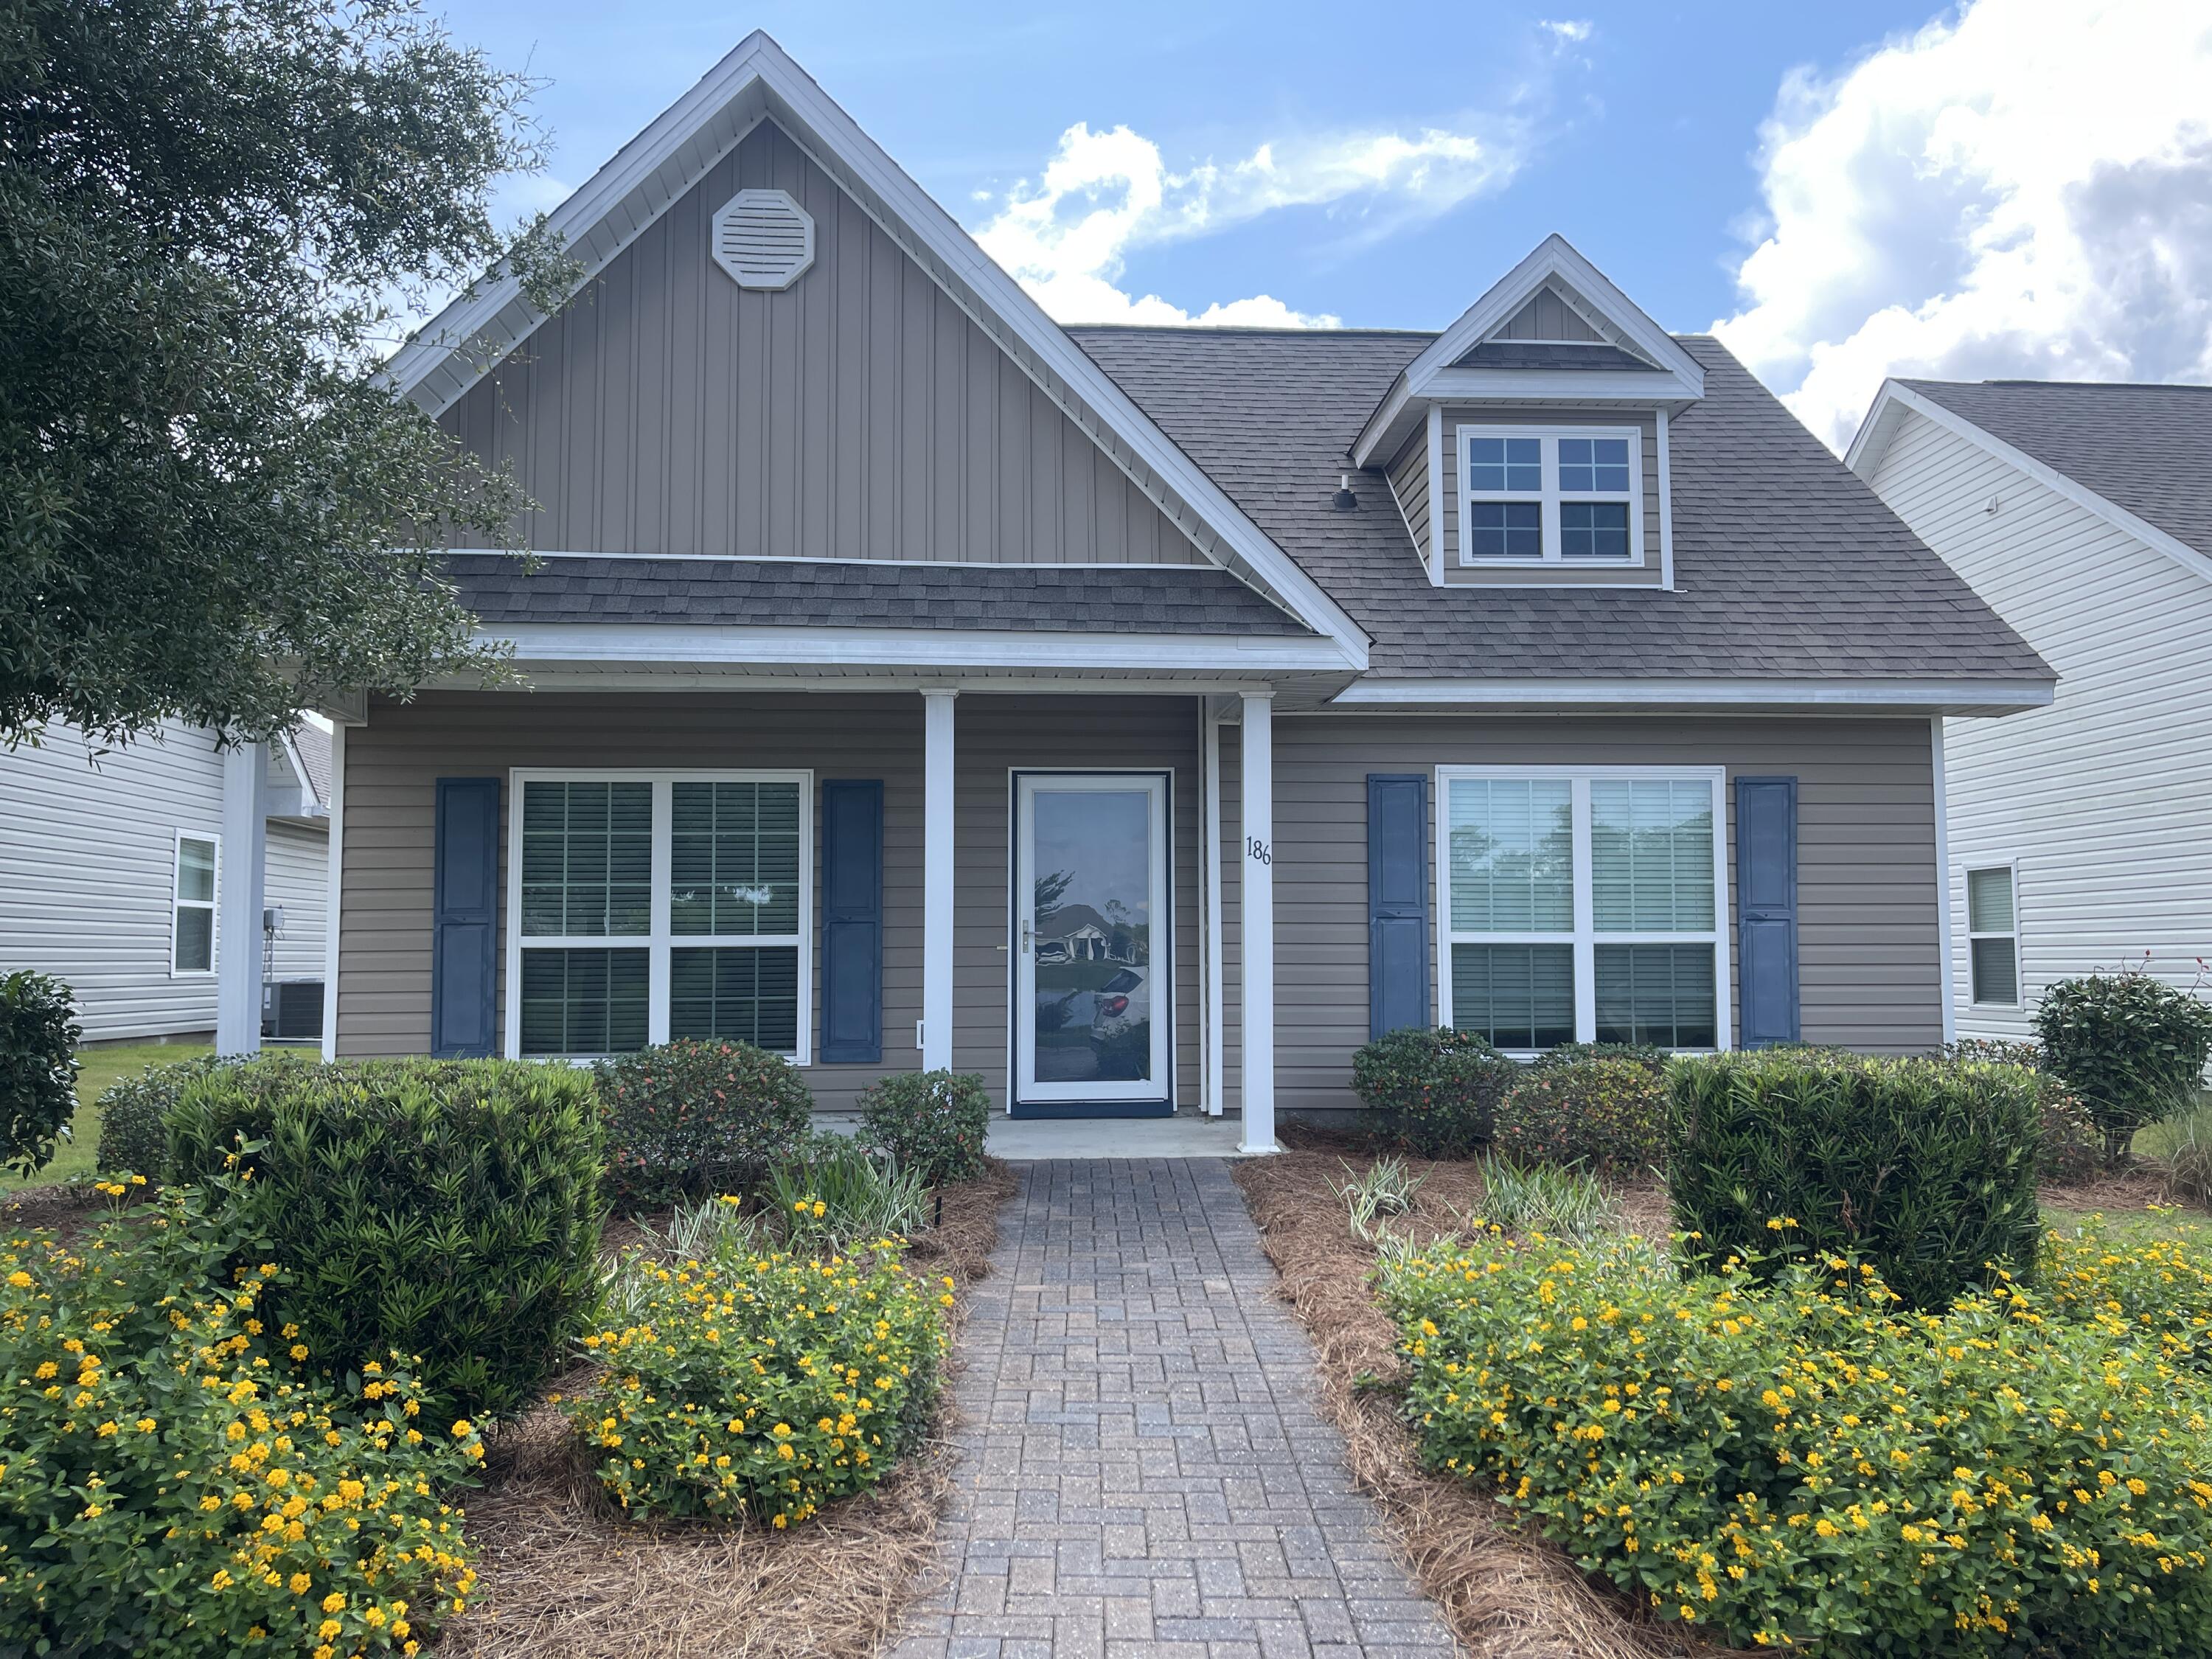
[1850,379,2212,1040]
[0,721,332,1043]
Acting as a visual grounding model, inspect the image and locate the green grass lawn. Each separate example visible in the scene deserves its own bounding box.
[0,1043,214,1192]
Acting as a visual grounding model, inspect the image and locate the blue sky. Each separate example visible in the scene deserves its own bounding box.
[445,0,2212,449]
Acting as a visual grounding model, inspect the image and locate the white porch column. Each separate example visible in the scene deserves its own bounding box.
[216,740,269,1057]
[922,690,958,1071]
[1239,692,1276,1152]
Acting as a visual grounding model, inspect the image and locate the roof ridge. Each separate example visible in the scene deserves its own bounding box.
[1904,376,2212,393]
[1067,324,1441,338]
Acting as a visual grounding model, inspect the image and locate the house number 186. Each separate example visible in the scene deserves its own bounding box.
[1245,836,1272,865]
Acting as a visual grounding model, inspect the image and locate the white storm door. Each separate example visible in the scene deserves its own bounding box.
[1012,773,1172,1106]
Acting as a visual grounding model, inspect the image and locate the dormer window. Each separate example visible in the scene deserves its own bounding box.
[1460,425,1642,566]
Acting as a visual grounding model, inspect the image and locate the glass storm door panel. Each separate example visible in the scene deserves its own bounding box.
[1013,773,1172,1107]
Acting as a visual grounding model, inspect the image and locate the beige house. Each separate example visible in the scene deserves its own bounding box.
[323,33,2053,1147]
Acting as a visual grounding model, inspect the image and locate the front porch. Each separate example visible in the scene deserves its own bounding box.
[323,686,1287,1150]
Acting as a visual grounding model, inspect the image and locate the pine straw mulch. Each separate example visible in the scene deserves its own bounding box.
[1232,1129,1736,1659]
[439,1156,1020,1659]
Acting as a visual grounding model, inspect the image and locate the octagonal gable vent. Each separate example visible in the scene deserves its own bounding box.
[712,189,815,291]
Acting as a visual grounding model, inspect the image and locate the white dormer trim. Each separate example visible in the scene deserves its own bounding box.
[380,32,1369,669]
[1352,234,1705,468]
[1848,380,2212,591]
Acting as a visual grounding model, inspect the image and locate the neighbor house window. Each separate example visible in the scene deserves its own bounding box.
[172,832,218,975]
[508,771,811,1061]
[1460,426,1642,564]
[1437,768,1726,1051]
[1966,865,2020,1006]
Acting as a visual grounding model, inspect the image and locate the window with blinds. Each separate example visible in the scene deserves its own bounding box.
[1439,768,1725,1052]
[511,772,813,1060]
[1966,866,2020,1007]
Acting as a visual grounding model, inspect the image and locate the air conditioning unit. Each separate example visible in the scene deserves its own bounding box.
[261,979,324,1042]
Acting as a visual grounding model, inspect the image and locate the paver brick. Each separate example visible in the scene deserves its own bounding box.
[891,1161,1458,1656]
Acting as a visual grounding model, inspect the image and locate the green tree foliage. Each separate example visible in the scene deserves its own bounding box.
[1,0,566,742]
[0,970,80,1176]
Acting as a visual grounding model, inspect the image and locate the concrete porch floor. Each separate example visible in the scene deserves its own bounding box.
[814,1112,1264,1160]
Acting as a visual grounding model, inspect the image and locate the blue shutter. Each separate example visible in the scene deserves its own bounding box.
[819,780,883,1063]
[1735,776,1799,1048]
[431,777,501,1058]
[1368,773,1430,1039]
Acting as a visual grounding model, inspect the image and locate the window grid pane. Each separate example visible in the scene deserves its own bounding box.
[1448,778,1573,932]
[1451,944,1576,1049]
[1559,437,1631,493]
[178,838,217,903]
[671,781,802,937]
[1468,500,1543,559]
[1594,944,1717,1048]
[1469,436,1541,493]
[1970,936,2020,1006]
[521,781,652,937]
[1559,501,1630,560]
[669,945,801,1051]
[174,907,213,973]
[1966,867,2015,933]
[1591,780,1714,931]
[518,947,650,1057]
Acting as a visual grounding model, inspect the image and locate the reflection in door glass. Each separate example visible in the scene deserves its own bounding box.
[1032,788,1152,1084]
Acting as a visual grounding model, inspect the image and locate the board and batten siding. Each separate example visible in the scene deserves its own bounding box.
[1253,714,1944,1114]
[335,692,1203,1113]
[0,719,226,1041]
[439,119,1205,568]
[1439,406,1666,588]
[264,822,330,984]
[1866,411,2212,1040]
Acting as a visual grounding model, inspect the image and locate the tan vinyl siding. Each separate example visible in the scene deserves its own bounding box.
[1262,714,1942,1114]
[439,121,1205,568]
[1385,431,1432,571]
[335,691,1202,1113]
[1439,406,1665,587]
[1492,285,1604,343]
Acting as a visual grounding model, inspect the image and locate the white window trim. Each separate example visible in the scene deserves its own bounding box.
[1433,764,1731,1054]
[504,768,815,1064]
[1964,859,2023,1010]
[1458,424,1644,566]
[171,830,220,979]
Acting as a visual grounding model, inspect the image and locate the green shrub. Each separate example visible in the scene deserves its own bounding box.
[594,1039,813,1213]
[92,1051,288,1180]
[0,970,80,1178]
[1493,1054,1669,1175]
[1350,1026,1517,1158]
[1526,1040,1667,1074]
[168,1057,605,1419]
[2036,965,2212,1163]
[1667,1050,2044,1310]
[2159,1102,2212,1210]
[1382,1223,2212,1655]
[768,1135,933,1249]
[856,1069,990,1185]
[1940,1038,2104,1184]
[0,1187,484,1655]
[567,1237,949,1525]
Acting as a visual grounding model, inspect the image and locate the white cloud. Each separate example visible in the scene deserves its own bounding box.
[1540,18,1593,45]
[970,115,1527,327]
[1713,0,2212,451]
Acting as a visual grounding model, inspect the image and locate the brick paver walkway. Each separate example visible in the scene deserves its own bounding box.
[890,1159,1458,1658]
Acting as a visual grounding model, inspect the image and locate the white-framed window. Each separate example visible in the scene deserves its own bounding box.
[1435,766,1729,1053]
[505,771,813,1062]
[1966,864,2020,1007]
[171,832,219,976]
[1458,425,1643,565]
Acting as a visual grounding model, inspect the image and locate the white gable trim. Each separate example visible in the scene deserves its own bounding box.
[1848,381,2212,590]
[384,32,1369,668]
[1352,234,1705,467]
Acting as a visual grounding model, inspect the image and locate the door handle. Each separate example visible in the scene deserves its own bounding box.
[1022,919,1032,953]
